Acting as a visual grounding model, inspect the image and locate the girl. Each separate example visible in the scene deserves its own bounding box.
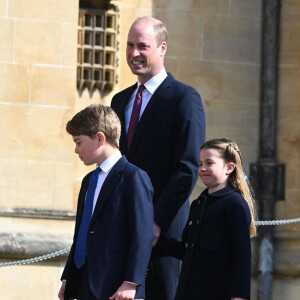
[155,138,256,300]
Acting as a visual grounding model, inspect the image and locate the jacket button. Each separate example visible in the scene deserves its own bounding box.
[185,243,188,248]
[197,220,200,224]
[189,220,193,226]
[89,231,95,234]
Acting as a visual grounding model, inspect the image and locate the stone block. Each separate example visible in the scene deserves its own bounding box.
[203,14,261,64]
[175,59,260,104]
[0,1,7,16]
[9,0,78,23]
[31,65,76,106]
[0,158,73,210]
[15,20,62,65]
[0,18,14,61]
[54,164,75,211]
[62,23,77,66]
[279,66,300,106]
[280,13,300,65]
[0,159,56,208]
[0,262,64,299]
[0,105,74,163]
[276,189,300,234]
[274,233,300,276]
[0,63,29,103]
[0,217,74,237]
[155,0,229,14]
[278,105,300,190]
[281,0,300,16]
[230,0,261,18]
[155,11,203,60]
[204,101,259,168]
[273,276,300,299]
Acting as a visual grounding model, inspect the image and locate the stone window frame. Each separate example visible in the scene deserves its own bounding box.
[77,8,119,91]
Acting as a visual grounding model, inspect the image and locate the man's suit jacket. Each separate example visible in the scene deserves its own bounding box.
[111,73,206,238]
[62,156,154,300]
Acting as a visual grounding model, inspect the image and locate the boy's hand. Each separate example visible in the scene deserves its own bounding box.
[109,281,137,300]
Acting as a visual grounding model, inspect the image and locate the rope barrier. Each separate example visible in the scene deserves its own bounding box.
[1,217,300,268]
[255,217,300,226]
[0,247,71,268]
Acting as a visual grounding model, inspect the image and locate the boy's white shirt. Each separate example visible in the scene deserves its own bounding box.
[92,151,122,213]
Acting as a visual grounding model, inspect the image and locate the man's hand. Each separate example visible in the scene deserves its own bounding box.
[58,280,74,300]
[152,222,161,246]
[109,281,137,300]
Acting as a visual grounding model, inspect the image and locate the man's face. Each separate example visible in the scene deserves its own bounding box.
[126,20,167,84]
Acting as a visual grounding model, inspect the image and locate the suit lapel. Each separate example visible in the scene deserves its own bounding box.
[128,73,174,155]
[74,173,91,234]
[89,156,127,228]
[116,84,137,155]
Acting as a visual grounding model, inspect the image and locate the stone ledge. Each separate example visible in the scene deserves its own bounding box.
[0,208,75,220]
[0,232,72,259]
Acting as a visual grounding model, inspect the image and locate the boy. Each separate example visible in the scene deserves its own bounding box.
[58,104,154,300]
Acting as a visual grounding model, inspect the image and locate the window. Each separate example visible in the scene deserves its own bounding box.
[77,7,118,91]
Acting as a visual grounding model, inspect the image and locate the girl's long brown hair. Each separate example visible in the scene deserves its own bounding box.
[201,138,257,237]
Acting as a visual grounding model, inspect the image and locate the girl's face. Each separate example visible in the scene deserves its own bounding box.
[198,148,234,194]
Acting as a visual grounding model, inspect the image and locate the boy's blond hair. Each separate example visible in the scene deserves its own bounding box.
[66,104,121,148]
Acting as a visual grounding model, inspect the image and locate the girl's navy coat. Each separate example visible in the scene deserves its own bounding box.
[156,185,252,300]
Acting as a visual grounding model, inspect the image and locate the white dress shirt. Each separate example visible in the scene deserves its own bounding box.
[91,151,122,213]
[124,68,168,134]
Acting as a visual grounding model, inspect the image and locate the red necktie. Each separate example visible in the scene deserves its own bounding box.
[127,84,145,149]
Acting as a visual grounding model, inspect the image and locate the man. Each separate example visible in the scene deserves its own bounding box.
[111,17,206,300]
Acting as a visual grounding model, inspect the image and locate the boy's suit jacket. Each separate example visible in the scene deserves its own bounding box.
[62,156,154,300]
[111,73,206,239]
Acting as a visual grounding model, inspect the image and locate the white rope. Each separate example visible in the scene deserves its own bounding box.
[1,217,300,268]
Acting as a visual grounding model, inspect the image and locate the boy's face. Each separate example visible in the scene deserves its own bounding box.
[72,135,100,166]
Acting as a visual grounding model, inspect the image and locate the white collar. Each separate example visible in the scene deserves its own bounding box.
[138,68,167,95]
[98,151,122,173]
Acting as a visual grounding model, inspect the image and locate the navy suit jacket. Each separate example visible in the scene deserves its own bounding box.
[62,156,154,299]
[156,185,252,300]
[111,73,205,238]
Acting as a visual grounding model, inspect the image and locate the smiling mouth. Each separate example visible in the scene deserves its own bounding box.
[132,60,143,65]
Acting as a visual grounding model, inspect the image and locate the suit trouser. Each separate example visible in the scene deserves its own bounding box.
[145,256,181,300]
[74,264,144,300]
[145,201,189,300]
